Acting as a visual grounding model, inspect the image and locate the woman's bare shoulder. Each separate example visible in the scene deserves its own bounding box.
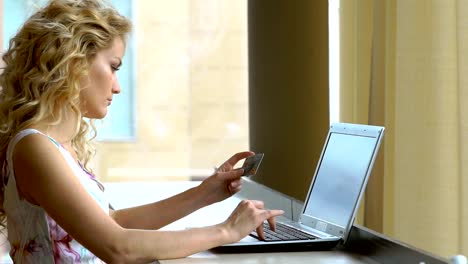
[11,132,66,204]
[12,132,59,161]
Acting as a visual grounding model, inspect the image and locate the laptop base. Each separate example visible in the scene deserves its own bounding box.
[212,240,340,253]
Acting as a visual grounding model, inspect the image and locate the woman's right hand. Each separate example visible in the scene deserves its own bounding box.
[222,200,284,243]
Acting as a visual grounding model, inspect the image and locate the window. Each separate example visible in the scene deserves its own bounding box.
[329,0,340,124]
[2,1,249,182]
[96,0,136,140]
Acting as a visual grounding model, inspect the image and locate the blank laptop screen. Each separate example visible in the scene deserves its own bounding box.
[303,132,377,228]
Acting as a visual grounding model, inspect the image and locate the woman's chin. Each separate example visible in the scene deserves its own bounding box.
[84,110,108,119]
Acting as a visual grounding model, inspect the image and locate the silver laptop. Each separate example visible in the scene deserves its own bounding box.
[215,123,385,252]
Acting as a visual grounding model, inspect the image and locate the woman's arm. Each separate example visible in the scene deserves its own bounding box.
[110,184,211,230]
[13,135,281,262]
[111,152,254,230]
[117,199,277,260]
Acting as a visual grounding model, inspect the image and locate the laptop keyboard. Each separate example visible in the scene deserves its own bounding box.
[249,222,318,241]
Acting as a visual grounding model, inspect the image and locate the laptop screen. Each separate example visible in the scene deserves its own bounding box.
[302,131,379,228]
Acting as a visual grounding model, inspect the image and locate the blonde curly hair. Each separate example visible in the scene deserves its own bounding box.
[0,0,132,226]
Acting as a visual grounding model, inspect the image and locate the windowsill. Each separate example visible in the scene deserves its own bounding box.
[104,181,200,210]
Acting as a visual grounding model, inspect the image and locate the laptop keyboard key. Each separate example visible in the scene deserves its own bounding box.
[249,222,318,242]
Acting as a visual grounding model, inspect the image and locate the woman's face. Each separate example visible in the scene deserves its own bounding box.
[79,37,125,119]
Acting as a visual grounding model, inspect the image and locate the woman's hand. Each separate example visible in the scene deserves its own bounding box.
[198,151,254,205]
[222,200,284,243]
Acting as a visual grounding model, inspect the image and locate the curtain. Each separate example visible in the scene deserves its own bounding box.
[340,0,468,258]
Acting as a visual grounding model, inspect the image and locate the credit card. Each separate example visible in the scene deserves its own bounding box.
[241,153,264,177]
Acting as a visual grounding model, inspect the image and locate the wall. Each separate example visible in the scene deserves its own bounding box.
[248,0,330,201]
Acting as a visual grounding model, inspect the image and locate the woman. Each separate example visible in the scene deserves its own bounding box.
[0,0,283,263]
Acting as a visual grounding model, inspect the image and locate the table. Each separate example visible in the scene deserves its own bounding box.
[105,180,448,264]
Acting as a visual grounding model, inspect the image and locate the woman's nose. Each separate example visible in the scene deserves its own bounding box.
[112,81,121,94]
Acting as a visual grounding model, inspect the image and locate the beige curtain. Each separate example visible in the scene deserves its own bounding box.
[340,0,468,258]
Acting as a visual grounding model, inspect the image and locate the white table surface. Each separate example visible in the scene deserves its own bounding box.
[105,181,377,264]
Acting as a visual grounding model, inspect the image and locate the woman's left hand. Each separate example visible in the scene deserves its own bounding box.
[198,151,255,205]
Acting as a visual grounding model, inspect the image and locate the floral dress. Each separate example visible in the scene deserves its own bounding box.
[3,129,109,263]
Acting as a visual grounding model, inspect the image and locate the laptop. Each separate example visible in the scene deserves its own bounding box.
[214,122,385,252]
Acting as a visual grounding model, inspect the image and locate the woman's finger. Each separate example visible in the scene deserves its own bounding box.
[266,215,277,232]
[230,179,241,188]
[228,185,242,195]
[249,200,265,209]
[256,221,265,240]
[228,180,241,195]
[262,209,285,219]
[219,168,244,182]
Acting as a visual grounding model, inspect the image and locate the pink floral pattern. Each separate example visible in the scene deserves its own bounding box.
[3,129,109,263]
[47,216,81,262]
